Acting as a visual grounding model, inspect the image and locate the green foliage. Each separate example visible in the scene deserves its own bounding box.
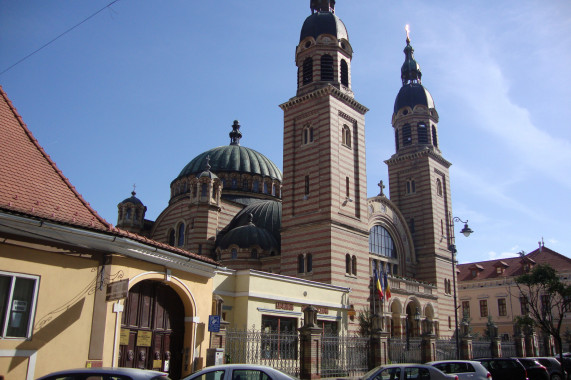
[358,307,373,337]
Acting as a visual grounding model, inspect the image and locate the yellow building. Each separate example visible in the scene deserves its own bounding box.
[0,86,219,380]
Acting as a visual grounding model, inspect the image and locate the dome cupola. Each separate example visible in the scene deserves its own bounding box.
[117,188,147,233]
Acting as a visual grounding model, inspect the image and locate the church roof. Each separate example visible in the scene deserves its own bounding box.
[457,246,571,282]
[300,11,348,42]
[394,83,435,113]
[0,86,110,230]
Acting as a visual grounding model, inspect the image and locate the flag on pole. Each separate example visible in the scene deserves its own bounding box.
[384,270,391,300]
[374,269,383,300]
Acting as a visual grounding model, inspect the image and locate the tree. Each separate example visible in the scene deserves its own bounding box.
[515,263,571,360]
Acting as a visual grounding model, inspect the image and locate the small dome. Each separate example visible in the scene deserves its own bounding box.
[393,83,435,114]
[223,200,282,245]
[217,223,278,251]
[300,12,348,42]
[199,169,219,180]
[119,191,143,206]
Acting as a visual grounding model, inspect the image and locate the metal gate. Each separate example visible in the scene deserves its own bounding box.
[389,338,422,363]
[225,328,299,377]
[321,333,370,378]
[436,339,457,360]
[473,340,492,359]
[502,341,516,357]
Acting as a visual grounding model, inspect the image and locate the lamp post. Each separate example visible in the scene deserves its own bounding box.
[414,307,421,336]
[448,217,473,359]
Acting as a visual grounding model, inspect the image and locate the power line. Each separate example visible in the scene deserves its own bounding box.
[0,0,121,77]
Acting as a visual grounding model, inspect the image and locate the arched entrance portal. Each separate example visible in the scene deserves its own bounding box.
[119,280,185,379]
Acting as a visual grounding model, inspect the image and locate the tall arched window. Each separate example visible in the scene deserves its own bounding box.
[307,254,312,272]
[303,126,314,145]
[342,125,351,147]
[168,229,175,246]
[418,123,428,144]
[351,255,357,276]
[298,254,305,273]
[432,126,438,148]
[345,254,351,274]
[321,55,334,81]
[369,225,397,258]
[231,248,238,259]
[253,180,259,193]
[177,223,185,247]
[303,57,313,85]
[340,59,349,87]
[402,124,412,146]
[395,130,400,151]
[436,178,443,196]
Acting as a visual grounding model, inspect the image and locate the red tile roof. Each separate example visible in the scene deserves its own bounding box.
[0,86,218,266]
[0,86,110,230]
[457,246,571,282]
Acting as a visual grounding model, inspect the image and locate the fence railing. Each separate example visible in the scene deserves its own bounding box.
[388,337,422,363]
[435,339,457,360]
[321,333,370,378]
[472,340,492,359]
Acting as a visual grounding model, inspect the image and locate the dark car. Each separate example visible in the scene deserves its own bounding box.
[530,357,566,380]
[516,358,549,380]
[476,358,528,380]
[556,357,571,380]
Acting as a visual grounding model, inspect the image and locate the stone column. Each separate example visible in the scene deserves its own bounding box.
[298,306,322,380]
[460,336,473,360]
[514,333,526,357]
[421,334,437,363]
[525,332,539,357]
[370,315,390,368]
[491,337,502,358]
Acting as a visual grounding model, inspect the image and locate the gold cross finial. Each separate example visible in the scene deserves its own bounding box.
[405,24,410,43]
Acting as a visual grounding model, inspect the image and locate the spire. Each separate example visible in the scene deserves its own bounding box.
[401,25,422,86]
[310,0,335,14]
[229,120,242,146]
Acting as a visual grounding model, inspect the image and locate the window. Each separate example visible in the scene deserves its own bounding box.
[251,249,258,259]
[346,254,351,274]
[320,54,334,81]
[404,367,431,380]
[498,298,507,316]
[191,370,225,380]
[242,179,249,191]
[541,295,550,316]
[304,176,310,196]
[303,57,313,85]
[342,125,351,147]
[369,226,397,258]
[231,248,238,259]
[306,254,312,272]
[351,255,357,276]
[402,124,412,145]
[177,223,185,246]
[303,126,314,145]
[168,229,175,246]
[231,178,237,189]
[462,301,470,318]
[449,316,452,329]
[340,59,348,86]
[418,123,428,144]
[480,300,488,318]
[409,218,415,233]
[298,254,305,273]
[345,177,350,198]
[263,182,268,194]
[436,178,443,196]
[261,315,298,359]
[432,126,438,147]
[201,183,207,197]
[406,179,416,194]
[520,296,529,315]
[395,130,400,151]
[253,180,260,193]
[0,272,39,338]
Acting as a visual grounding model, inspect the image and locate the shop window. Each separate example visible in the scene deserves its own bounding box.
[261,315,298,359]
[0,272,39,338]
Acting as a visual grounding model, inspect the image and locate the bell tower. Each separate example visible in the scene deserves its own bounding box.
[279,1,370,312]
[385,30,456,332]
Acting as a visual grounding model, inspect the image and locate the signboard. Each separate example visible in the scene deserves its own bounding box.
[120,328,130,345]
[106,279,129,301]
[136,330,152,347]
[208,315,221,332]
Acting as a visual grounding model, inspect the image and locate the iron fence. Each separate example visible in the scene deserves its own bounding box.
[472,340,492,359]
[389,337,422,363]
[225,328,300,377]
[501,341,516,357]
[435,339,457,360]
[321,333,370,378]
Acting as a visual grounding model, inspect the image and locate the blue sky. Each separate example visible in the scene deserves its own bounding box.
[1,1,570,264]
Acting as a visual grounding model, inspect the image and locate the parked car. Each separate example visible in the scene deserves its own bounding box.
[427,360,492,380]
[475,358,528,380]
[530,357,567,380]
[556,356,571,380]
[37,367,171,380]
[516,358,550,380]
[182,364,296,380]
[362,363,458,380]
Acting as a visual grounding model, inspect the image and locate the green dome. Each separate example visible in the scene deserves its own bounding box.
[175,145,282,182]
[217,223,279,251]
[221,200,282,247]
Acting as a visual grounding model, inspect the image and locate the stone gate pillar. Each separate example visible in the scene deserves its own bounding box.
[525,331,539,357]
[371,314,390,368]
[491,337,502,358]
[421,320,436,363]
[514,333,526,357]
[298,306,322,380]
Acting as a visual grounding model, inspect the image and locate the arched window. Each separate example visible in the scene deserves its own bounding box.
[168,229,175,246]
[125,208,132,220]
[340,59,349,87]
[303,57,313,85]
[303,126,314,145]
[320,55,334,81]
[402,124,412,146]
[177,223,185,247]
[242,179,249,191]
[253,180,259,193]
[432,126,438,148]
[298,254,305,273]
[263,182,268,194]
[304,176,310,196]
[395,130,400,151]
[251,249,258,259]
[436,178,443,196]
[307,254,312,272]
[342,125,351,147]
[231,248,238,259]
[231,178,237,189]
[346,254,351,274]
[369,226,397,258]
[418,123,428,144]
[406,179,416,194]
[201,183,207,197]
[351,255,357,276]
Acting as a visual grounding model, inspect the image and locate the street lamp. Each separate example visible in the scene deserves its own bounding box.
[448,217,473,359]
[414,307,421,336]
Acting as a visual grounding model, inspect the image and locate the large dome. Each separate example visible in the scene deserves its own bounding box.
[394,83,435,114]
[175,145,282,182]
[300,12,348,42]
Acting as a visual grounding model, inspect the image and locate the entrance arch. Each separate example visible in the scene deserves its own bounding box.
[119,280,185,379]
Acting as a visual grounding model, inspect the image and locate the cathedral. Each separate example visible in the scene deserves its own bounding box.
[117,0,457,337]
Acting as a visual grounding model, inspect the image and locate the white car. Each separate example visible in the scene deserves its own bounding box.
[183,364,296,380]
[36,367,171,380]
[362,363,458,380]
[427,360,492,380]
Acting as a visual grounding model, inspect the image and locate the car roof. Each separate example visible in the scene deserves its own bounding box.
[427,360,482,364]
[37,367,168,378]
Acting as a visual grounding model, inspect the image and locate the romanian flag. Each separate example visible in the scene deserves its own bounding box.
[383,270,391,300]
[374,269,383,300]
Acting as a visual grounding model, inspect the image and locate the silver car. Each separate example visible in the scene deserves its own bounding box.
[427,360,492,380]
[363,363,458,380]
[183,364,296,380]
[36,367,171,380]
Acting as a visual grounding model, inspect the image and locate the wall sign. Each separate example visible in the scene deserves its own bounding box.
[136,330,152,347]
[106,279,129,301]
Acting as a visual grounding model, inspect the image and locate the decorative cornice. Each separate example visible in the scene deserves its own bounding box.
[280,85,369,114]
[384,147,451,168]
